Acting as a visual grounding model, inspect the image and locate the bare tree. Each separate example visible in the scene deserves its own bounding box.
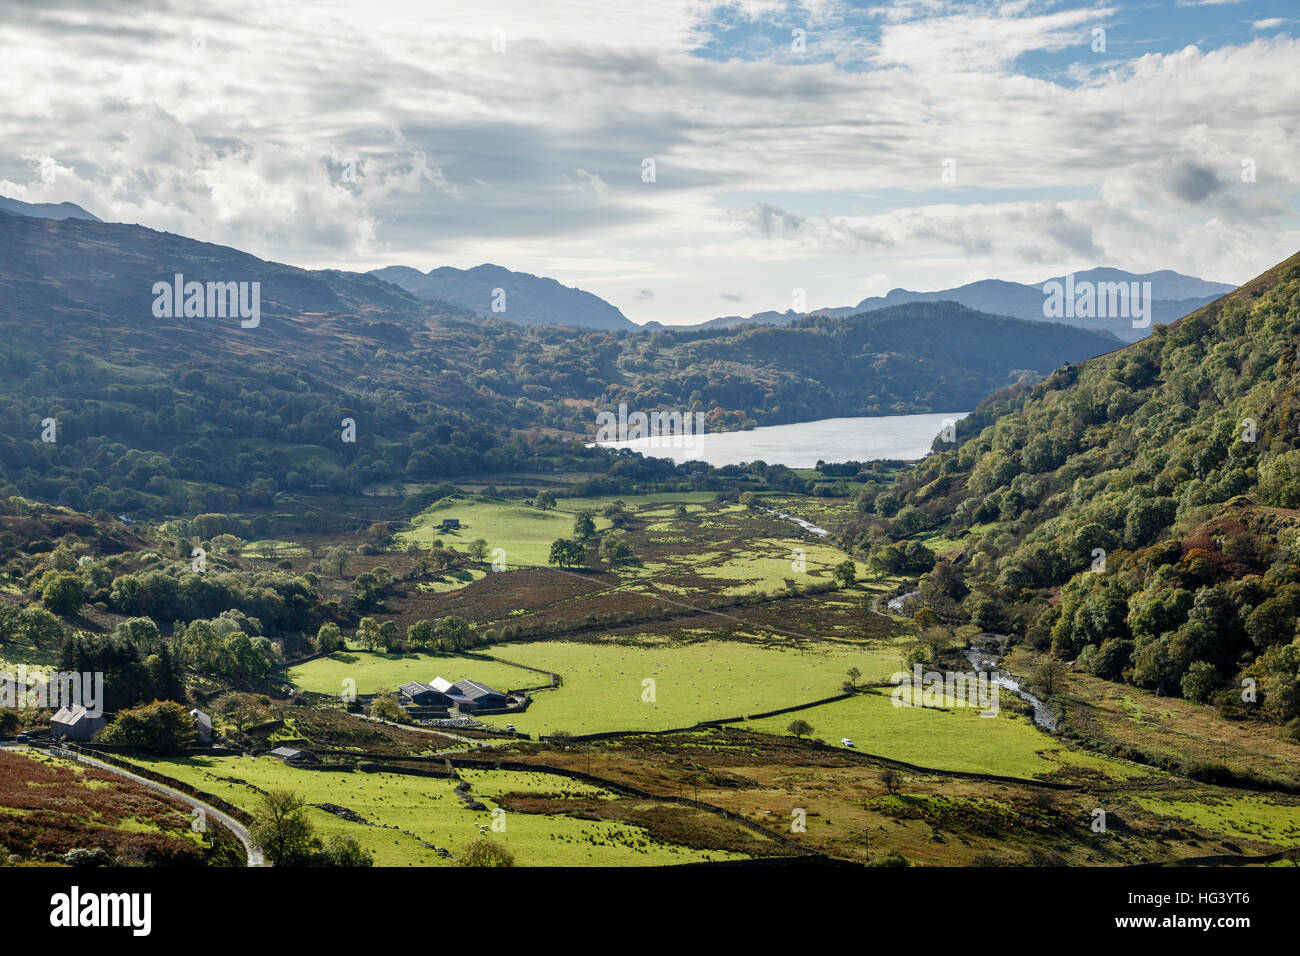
[880,768,902,795]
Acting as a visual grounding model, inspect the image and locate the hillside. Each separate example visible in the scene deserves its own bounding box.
[0,211,1132,517]
[618,303,1122,427]
[839,251,1300,732]
[372,263,637,331]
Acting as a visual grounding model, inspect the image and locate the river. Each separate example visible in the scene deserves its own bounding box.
[593,411,970,468]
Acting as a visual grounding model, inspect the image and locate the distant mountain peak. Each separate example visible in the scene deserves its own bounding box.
[372,263,636,331]
[0,195,100,222]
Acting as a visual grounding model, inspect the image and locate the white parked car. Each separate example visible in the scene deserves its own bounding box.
[841,737,855,748]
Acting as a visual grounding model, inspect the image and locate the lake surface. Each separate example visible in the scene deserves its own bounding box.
[594,411,970,468]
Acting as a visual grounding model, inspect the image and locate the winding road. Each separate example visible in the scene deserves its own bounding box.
[64,749,266,867]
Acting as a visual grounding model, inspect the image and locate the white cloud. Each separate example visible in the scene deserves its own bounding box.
[0,0,1296,323]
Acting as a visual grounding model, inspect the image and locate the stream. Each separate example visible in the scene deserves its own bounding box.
[965,636,1057,731]
[761,507,829,537]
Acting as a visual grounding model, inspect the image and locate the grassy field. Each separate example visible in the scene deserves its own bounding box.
[741,689,1154,781]
[288,648,541,696]
[1130,794,1300,847]
[121,754,750,866]
[473,636,905,736]
[399,496,618,566]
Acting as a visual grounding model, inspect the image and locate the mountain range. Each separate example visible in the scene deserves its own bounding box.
[693,268,1237,343]
[0,203,1130,517]
[0,194,1232,341]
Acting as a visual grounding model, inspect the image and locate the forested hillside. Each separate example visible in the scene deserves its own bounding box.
[839,252,1300,730]
[0,210,1123,518]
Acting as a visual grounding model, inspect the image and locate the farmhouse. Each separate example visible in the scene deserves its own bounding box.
[398,681,453,707]
[50,705,106,741]
[190,708,213,744]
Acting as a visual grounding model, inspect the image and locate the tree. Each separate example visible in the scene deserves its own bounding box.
[434,616,474,652]
[99,700,197,753]
[1033,656,1068,696]
[250,789,316,866]
[534,491,556,510]
[467,538,489,562]
[572,510,596,540]
[846,666,862,689]
[323,546,350,577]
[1181,660,1219,703]
[880,767,902,795]
[406,619,435,649]
[598,532,633,565]
[213,692,271,734]
[787,718,814,740]
[548,538,585,569]
[912,607,939,629]
[40,571,85,616]
[316,834,374,867]
[367,522,392,546]
[314,622,344,654]
[868,546,901,580]
[833,560,857,588]
[378,620,401,653]
[919,627,950,662]
[146,643,186,703]
[356,617,381,651]
[369,691,406,722]
[458,837,515,867]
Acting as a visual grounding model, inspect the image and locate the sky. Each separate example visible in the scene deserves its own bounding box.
[1,0,1298,325]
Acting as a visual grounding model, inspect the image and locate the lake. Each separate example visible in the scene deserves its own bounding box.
[593,411,970,468]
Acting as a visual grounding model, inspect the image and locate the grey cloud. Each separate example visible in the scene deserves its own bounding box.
[1166,161,1224,203]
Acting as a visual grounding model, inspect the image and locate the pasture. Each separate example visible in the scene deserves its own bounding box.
[474,636,904,736]
[741,690,1154,781]
[121,754,751,866]
[288,649,540,696]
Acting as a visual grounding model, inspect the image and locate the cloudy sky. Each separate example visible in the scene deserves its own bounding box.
[2,0,1297,324]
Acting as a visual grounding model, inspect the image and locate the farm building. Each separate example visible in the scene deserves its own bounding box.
[438,518,460,531]
[50,706,106,741]
[268,746,313,764]
[426,676,516,712]
[190,708,213,743]
[451,679,510,711]
[398,681,453,707]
